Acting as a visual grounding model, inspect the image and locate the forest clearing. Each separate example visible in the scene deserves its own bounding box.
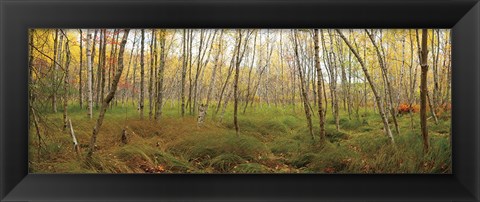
[28,29,451,173]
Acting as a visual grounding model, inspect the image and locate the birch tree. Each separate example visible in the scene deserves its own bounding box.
[419,28,430,152]
[293,30,314,141]
[86,30,93,119]
[78,29,83,109]
[155,30,166,121]
[366,29,400,135]
[62,35,71,131]
[139,29,145,119]
[233,30,243,136]
[336,29,395,143]
[181,29,187,117]
[88,29,130,159]
[313,29,326,141]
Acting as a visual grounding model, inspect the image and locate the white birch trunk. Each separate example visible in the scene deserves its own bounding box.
[86,29,93,119]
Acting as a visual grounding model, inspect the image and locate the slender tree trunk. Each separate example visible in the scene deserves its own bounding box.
[91,30,98,89]
[408,30,417,129]
[155,30,166,121]
[313,29,326,142]
[95,30,103,108]
[243,32,257,114]
[100,30,107,111]
[233,30,243,136]
[53,30,64,113]
[293,30,314,141]
[181,29,187,117]
[193,30,205,116]
[139,29,145,119]
[205,30,223,116]
[86,30,93,119]
[107,30,117,105]
[279,30,285,105]
[214,43,237,118]
[187,30,194,114]
[79,29,84,109]
[366,29,400,135]
[63,38,71,131]
[87,29,130,159]
[51,30,58,113]
[431,30,440,124]
[123,30,137,105]
[322,31,339,130]
[419,28,430,152]
[132,45,139,107]
[336,29,395,144]
[149,29,155,119]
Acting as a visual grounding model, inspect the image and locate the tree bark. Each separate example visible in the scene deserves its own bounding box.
[123,30,137,105]
[321,30,339,131]
[181,29,187,117]
[79,29,84,109]
[95,30,103,108]
[87,29,130,159]
[53,30,64,113]
[100,30,107,110]
[155,30,166,121]
[419,28,430,152]
[313,29,326,142]
[139,29,145,119]
[336,29,395,144]
[63,36,71,131]
[86,30,93,119]
[205,30,224,117]
[243,32,257,114]
[149,29,155,119]
[293,30,315,141]
[233,30,243,136]
[68,119,80,157]
[366,29,400,135]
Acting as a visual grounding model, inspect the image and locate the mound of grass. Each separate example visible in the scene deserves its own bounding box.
[225,117,289,137]
[282,115,302,129]
[353,133,390,154]
[430,120,451,135]
[257,119,288,136]
[169,132,268,162]
[339,118,367,130]
[269,138,302,155]
[232,163,269,173]
[343,131,452,173]
[115,144,192,172]
[210,153,246,172]
[325,127,349,143]
[290,152,317,168]
[307,146,356,173]
[83,155,132,173]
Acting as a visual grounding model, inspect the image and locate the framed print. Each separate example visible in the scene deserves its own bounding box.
[1,0,479,201]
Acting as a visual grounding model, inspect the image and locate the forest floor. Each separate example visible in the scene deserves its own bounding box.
[29,103,452,174]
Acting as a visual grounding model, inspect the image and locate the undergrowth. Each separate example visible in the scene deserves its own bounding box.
[29,103,452,174]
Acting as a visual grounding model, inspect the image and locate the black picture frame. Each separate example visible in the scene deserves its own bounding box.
[1,0,479,201]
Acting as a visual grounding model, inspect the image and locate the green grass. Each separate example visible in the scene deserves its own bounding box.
[29,101,452,174]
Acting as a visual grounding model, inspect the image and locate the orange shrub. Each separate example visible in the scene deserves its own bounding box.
[398,103,419,115]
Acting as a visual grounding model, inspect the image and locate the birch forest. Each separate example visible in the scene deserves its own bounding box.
[29,29,451,173]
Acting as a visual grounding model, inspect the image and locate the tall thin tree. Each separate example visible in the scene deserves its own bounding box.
[336,29,395,144]
[88,29,130,159]
[139,29,145,119]
[313,29,326,141]
[86,30,93,119]
[233,30,243,136]
[419,29,430,152]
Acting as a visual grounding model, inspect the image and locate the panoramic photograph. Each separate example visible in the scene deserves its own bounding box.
[28,29,451,173]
